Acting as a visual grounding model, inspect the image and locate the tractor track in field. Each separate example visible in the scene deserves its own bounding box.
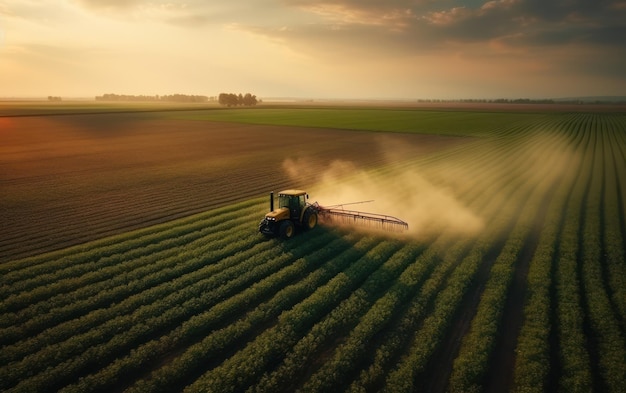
[484,175,562,393]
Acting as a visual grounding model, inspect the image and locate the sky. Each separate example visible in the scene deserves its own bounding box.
[0,0,625,99]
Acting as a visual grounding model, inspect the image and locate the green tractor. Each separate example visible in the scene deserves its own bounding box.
[259,190,318,239]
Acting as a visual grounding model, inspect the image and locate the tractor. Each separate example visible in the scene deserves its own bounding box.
[259,189,409,239]
[259,190,318,239]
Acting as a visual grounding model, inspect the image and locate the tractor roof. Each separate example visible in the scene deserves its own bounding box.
[278,189,307,196]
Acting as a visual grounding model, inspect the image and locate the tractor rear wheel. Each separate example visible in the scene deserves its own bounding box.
[279,220,295,239]
[304,210,318,230]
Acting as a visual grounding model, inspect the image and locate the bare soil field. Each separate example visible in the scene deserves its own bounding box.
[0,111,465,262]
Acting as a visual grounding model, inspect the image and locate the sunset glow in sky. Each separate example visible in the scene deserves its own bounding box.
[1,0,625,99]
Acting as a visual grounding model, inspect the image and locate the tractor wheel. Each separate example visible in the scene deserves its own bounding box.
[279,220,295,239]
[303,210,318,230]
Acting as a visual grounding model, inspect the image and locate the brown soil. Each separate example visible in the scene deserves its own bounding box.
[0,111,464,262]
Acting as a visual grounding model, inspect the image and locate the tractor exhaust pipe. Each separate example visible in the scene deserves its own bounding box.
[270,191,274,212]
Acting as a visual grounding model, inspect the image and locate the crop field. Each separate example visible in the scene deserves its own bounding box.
[1,104,625,392]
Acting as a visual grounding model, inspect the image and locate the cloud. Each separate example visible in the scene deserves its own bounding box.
[233,0,626,93]
[251,0,626,51]
[291,1,418,31]
[2,0,625,98]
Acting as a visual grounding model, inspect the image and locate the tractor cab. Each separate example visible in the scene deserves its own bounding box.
[278,190,307,219]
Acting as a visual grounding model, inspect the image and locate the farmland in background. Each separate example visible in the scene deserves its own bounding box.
[1,104,625,392]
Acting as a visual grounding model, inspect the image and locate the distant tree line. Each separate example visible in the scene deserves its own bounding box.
[48,96,62,101]
[95,94,211,103]
[416,98,557,104]
[218,93,258,107]
[416,98,626,105]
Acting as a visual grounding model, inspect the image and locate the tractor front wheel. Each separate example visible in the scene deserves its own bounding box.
[279,220,295,239]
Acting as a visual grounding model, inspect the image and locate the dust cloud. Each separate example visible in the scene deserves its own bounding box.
[282,130,581,240]
[282,157,484,238]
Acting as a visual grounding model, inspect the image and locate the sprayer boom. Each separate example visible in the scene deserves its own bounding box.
[313,203,409,232]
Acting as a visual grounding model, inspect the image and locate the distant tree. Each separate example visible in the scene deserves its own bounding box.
[243,93,258,106]
[96,93,208,102]
[48,96,62,101]
[218,92,258,107]
[218,93,239,107]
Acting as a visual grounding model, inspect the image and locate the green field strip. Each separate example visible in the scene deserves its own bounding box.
[382,234,501,392]
[259,240,416,393]
[183,236,390,392]
[0,183,270,262]
[580,127,626,392]
[171,108,539,137]
[447,152,569,393]
[252,239,433,393]
[603,128,626,327]
[430,133,571,392]
[84,230,358,393]
[554,124,594,392]
[601,124,626,325]
[380,130,553,392]
[294,243,435,393]
[0,203,265,321]
[0,234,277,391]
[0,217,263,347]
[0,202,263,303]
[0,216,262,350]
[350,235,473,393]
[0,197,265,275]
[0,230,271,390]
[511,123,589,392]
[351,142,536,391]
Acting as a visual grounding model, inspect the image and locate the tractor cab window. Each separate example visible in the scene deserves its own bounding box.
[279,194,306,210]
[278,195,291,209]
